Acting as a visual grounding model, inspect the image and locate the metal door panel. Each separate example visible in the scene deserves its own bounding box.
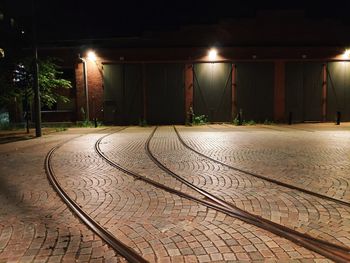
[327,62,350,121]
[146,64,184,124]
[236,63,274,122]
[193,63,232,122]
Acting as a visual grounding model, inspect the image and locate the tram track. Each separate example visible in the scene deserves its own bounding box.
[97,126,350,263]
[44,127,149,263]
[174,126,350,208]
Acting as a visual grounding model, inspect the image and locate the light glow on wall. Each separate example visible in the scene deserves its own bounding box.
[208,48,217,61]
[87,50,97,62]
[343,49,350,59]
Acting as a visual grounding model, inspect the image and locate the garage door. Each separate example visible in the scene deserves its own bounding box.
[236,62,274,122]
[193,63,232,122]
[145,64,185,124]
[103,64,142,125]
[285,62,323,122]
[326,62,350,121]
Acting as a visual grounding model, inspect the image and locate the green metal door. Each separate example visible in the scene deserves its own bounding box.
[145,64,185,124]
[327,62,350,121]
[236,62,274,122]
[103,64,142,124]
[285,62,323,122]
[193,63,232,122]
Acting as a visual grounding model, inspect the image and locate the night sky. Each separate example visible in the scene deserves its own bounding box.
[2,0,350,42]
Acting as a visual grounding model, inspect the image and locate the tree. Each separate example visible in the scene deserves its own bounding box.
[0,56,72,116]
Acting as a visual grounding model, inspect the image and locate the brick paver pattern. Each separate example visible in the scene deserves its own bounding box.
[1,123,349,262]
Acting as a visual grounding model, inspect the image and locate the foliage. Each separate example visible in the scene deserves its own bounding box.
[38,58,72,108]
[232,117,256,126]
[192,114,208,125]
[263,119,274,125]
[139,118,148,127]
[55,127,68,132]
[0,56,72,110]
[75,120,103,128]
[244,120,256,125]
[232,117,240,126]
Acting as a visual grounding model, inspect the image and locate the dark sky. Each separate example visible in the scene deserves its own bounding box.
[2,0,350,42]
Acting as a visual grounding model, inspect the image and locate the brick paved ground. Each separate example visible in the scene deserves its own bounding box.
[148,126,350,248]
[0,128,125,263]
[52,127,325,262]
[2,124,349,262]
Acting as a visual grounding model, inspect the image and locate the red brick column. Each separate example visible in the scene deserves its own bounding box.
[184,64,194,123]
[86,60,103,121]
[274,60,285,122]
[75,61,103,121]
[75,63,85,121]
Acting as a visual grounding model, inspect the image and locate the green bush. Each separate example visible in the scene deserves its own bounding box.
[75,120,102,127]
[139,119,148,127]
[243,120,256,125]
[263,119,274,125]
[232,117,240,126]
[193,115,208,125]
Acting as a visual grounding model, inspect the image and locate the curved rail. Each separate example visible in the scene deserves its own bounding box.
[97,127,350,263]
[45,128,148,263]
[174,126,350,207]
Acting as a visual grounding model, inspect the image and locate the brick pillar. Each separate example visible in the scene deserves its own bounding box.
[75,63,85,121]
[184,64,193,123]
[322,63,327,122]
[231,64,237,119]
[75,61,103,121]
[86,60,103,121]
[274,60,285,122]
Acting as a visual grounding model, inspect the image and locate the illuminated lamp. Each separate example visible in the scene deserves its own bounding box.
[208,48,217,61]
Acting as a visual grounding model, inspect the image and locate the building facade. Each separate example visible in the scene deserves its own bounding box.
[39,11,350,124]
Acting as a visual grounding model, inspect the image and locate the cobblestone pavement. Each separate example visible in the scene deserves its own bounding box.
[147,126,350,248]
[1,124,349,262]
[0,128,125,263]
[94,126,328,262]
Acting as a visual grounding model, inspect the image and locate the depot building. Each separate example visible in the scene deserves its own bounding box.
[39,10,350,125]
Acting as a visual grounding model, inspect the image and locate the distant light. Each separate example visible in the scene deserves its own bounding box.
[208,48,217,61]
[0,48,4,58]
[87,50,97,61]
[21,30,25,34]
[343,49,350,59]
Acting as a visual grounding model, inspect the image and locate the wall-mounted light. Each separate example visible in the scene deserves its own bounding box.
[343,49,350,59]
[87,50,97,62]
[208,48,217,61]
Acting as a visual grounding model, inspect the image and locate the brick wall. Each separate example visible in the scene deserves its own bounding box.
[75,60,104,121]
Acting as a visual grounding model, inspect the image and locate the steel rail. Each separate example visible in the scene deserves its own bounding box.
[174,126,350,207]
[97,127,350,263]
[148,126,350,262]
[45,128,148,263]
